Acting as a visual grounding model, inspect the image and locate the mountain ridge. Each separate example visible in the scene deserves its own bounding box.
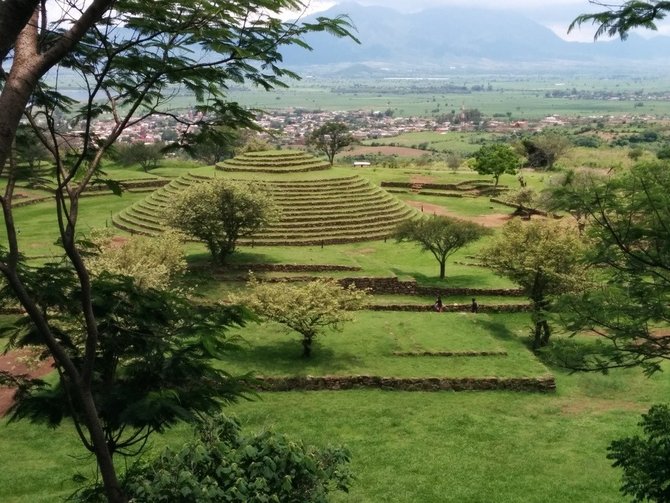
[281,3,670,74]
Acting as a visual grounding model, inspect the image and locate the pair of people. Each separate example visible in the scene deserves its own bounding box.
[433,296,478,313]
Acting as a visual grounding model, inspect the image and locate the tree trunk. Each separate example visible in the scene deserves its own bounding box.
[302,335,313,358]
[78,385,127,503]
[0,0,39,61]
[439,260,446,280]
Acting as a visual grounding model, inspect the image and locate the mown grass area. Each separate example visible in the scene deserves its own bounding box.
[3,350,670,503]
[3,156,667,503]
[3,193,147,256]
[220,312,546,378]
[183,238,517,289]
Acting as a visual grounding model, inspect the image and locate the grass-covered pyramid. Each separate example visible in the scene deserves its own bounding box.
[114,151,415,246]
[217,149,330,173]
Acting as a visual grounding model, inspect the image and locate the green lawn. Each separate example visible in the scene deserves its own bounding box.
[221,312,547,378]
[3,156,669,503]
[4,193,147,256]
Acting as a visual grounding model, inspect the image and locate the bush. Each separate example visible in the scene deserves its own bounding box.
[74,415,353,502]
[608,404,670,502]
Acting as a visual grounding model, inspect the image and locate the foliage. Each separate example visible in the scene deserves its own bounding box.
[177,124,257,165]
[555,161,670,373]
[13,125,51,173]
[472,143,521,187]
[307,122,354,166]
[395,216,489,280]
[608,404,670,503]
[167,179,278,264]
[233,275,367,358]
[506,188,537,219]
[114,143,163,172]
[520,133,571,170]
[540,169,604,235]
[74,414,352,503]
[483,219,588,349]
[86,230,186,291]
[569,1,670,40]
[0,3,357,500]
[0,263,252,459]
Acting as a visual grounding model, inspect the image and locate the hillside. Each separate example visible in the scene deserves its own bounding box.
[281,2,670,73]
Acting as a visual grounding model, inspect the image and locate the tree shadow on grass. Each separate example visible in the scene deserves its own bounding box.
[186,251,279,268]
[389,268,491,290]
[227,251,280,265]
[225,338,364,376]
[478,318,527,344]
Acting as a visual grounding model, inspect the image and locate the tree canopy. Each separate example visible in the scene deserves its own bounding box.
[472,143,521,187]
[555,162,670,373]
[396,216,489,280]
[86,230,186,291]
[167,179,279,264]
[307,122,354,166]
[0,2,357,501]
[76,414,353,502]
[520,133,571,170]
[2,266,252,459]
[483,219,588,349]
[235,276,367,358]
[607,404,670,503]
[569,1,670,40]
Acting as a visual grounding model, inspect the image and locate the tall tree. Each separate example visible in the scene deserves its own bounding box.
[395,216,489,280]
[307,122,354,166]
[556,162,670,372]
[483,219,588,350]
[0,3,357,501]
[472,143,521,187]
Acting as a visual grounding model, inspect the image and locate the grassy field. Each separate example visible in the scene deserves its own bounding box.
[218,76,670,119]
[220,312,547,378]
[1,156,668,502]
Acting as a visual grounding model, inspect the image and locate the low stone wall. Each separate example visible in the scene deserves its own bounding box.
[82,179,170,192]
[392,351,508,357]
[197,263,362,274]
[13,196,52,208]
[339,276,524,297]
[367,304,530,313]
[252,375,556,393]
[340,277,418,295]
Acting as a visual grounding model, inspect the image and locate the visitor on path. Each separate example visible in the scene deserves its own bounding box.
[471,298,478,313]
[434,295,443,312]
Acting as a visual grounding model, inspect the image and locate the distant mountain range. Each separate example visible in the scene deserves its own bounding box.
[280,3,670,74]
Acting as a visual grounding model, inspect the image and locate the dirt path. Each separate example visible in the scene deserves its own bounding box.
[405,200,513,228]
[0,349,54,416]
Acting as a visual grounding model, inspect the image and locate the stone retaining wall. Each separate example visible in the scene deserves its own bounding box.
[252,375,556,393]
[196,263,362,273]
[339,276,524,297]
[392,351,508,357]
[367,304,530,313]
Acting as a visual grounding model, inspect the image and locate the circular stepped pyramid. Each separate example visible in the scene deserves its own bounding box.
[217,149,330,173]
[113,173,417,246]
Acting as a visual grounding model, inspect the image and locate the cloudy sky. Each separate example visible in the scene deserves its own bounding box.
[292,0,667,42]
